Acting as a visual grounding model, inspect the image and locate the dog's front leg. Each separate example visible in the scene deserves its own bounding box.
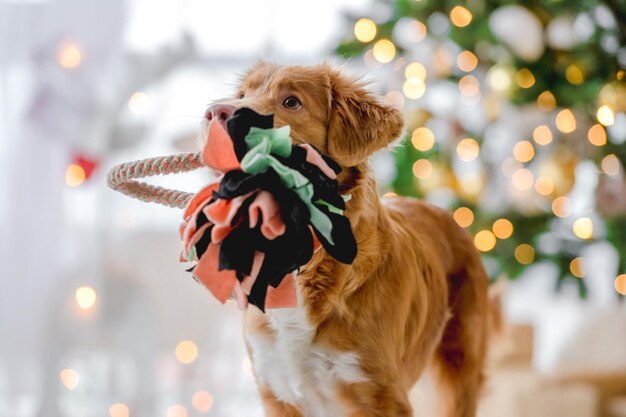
[259,385,303,417]
[342,381,413,417]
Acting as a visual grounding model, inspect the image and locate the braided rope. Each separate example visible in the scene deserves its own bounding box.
[107,152,205,209]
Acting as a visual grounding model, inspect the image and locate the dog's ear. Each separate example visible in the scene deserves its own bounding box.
[326,70,405,167]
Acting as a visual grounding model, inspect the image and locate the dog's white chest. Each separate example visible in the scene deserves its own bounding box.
[246,306,367,417]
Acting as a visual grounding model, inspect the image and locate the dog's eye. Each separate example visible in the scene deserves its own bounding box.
[236,91,245,99]
[283,96,302,110]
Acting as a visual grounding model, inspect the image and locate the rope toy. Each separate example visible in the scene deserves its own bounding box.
[108,108,357,312]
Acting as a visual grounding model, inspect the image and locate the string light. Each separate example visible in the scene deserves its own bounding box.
[75,286,97,310]
[456,138,480,161]
[166,405,188,417]
[570,257,585,278]
[450,6,473,27]
[191,391,214,413]
[109,404,130,417]
[535,175,554,196]
[615,274,626,295]
[175,340,198,364]
[459,75,480,96]
[601,154,620,176]
[354,18,377,43]
[412,159,433,179]
[405,62,427,81]
[515,68,536,88]
[60,369,80,390]
[511,168,534,190]
[537,91,557,111]
[555,109,577,133]
[533,125,553,145]
[552,196,571,218]
[515,244,535,264]
[457,51,478,72]
[513,141,535,163]
[372,39,396,63]
[411,127,435,151]
[597,104,615,126]
[565,64,585,85]
[474,230,497,252]
[57,42,82,69]
[403,78,426,99]
[572,217,593,240]
[587,124,607,146]
[453,207,474,228]
[492,219,514,239]
[65,164,86,187]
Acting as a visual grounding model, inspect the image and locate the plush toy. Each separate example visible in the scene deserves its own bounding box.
[108,108,357,312]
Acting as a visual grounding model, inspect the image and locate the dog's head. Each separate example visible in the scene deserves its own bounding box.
[204,62,405,170]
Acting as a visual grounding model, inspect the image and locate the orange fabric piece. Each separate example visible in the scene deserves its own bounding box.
[202,121,241,172]
[193,243,237,304]
[183,181,219,220]
[248,191,286,240]
[265,273,297,309]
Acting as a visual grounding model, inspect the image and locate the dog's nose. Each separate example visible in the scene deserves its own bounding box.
[205,104,236,130]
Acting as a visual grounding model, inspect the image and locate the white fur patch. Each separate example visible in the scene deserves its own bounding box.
[246,305,368,417]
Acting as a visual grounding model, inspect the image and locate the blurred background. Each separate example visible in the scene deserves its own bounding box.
[1,0,625,416]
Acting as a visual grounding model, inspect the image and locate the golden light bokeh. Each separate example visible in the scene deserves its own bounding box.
[587,124,607,146]
[513,140,535,163]
[535,175,554,196]
[191,391,214,413]
[412,159,433,179]
[372,39,396,63]
[456,138,480,161]
[565,64,585,85]
[411,127,436,151]
[166,405,188,417]
[537,91,557,111]
[459,75,480,96]
[382,191,398,198]
[60,369,80,390]
[601,154,620,176]
[572,217,593,240]
[570,257,585,278]
[555,109,577,133]
[618,69,625,81]
[75,286,97,310]
[615,274,626,295]
[515,68,536,89]
[453,207,474,228]
[487,66,512,92]
[457,51,478,72]
[128,92,151,115]
[552,196,571,218]
[533,125,553,145]
[403,78,426,99]
[515,244,535,264]
[175,340,198,364]
[57,43,82,69]
[511,168,534,191]
[65,164,86,187]
[450,6,473,27]
[109,403,130,417]
[474,230,497,252]
[405,62,427,81]
[354,18,377,43]
[492,219,514,239]
[597,104,615,126]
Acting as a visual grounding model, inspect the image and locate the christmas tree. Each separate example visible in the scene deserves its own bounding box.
[336,0,626,297]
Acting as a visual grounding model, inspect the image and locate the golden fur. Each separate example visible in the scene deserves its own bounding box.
[214,62,490,417]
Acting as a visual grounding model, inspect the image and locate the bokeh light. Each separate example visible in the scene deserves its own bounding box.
[556,109,577,133]
[515,244,535,264]
[65,164,86,187]
[175,340,198,364]
[457,51,478,72]
[533,125,553,145]
[570,257,585,278]
[572,217,593,240]
[597,104,615,126]
[511,168,534,190]
[166,405,187,417]
[459,75,480,96]
[513,141,535,163]
[403,78,426,99]
[450,6,473,27]
[565,65,585,85]
[57,42,82,69]
[487,66,512,92]
[453,207,474,228]
[412,159,433,179]
[405,62,427,80]
[128,92,151,115]
[552,196,572,218]
[456,138,480,161]
[474,230,497,252]
[587,124,607,146]
[411,127,435,151]
[515,68,535,88]
[354,18,377,43]
[372,39,396,63]
[60,369,79,390]
[75,286,97,310]
[601,154,621,176]
[492,219,514,239]
[615,274,626,295]
[535,175,554,196]
[109,403,130,417]
[191,391,214,413]
[537,91,557,111]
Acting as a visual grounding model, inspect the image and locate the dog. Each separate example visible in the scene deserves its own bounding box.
[203,62,490,417]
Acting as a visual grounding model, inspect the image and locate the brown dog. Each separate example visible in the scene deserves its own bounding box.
[204,62,490,417]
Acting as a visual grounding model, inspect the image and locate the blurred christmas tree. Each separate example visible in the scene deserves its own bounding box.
[336,0,626,297]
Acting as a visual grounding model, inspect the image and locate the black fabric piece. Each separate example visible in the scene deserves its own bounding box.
[311,203,358,264]
[227,107,274,161]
